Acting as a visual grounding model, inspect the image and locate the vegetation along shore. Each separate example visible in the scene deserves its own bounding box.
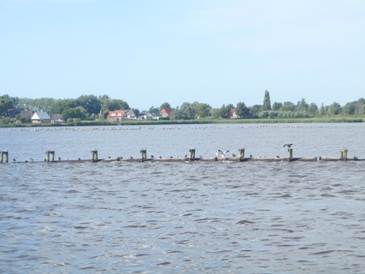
[1,90,365,127]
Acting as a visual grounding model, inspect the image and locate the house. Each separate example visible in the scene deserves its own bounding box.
[160,108,171,118]
[230,108,239,119]
[5,109,19,118]
[107,110,127,122]
[51,114,64,124]
[19,111,33,120]
[138,111,153,120]
[137,111,162,120]
[31,112,51,123]
[125,110,136,119]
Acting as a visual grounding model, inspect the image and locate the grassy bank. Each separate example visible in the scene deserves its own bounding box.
[1,116,364,128]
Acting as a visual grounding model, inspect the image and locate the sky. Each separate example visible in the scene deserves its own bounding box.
[1,0,364,110]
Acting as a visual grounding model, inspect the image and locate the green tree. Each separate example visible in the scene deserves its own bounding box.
[149,106,160,116]
[280,101,295,112]
[220,104,234,118]
[342,101,356,115]
[101,99,130,118]
[262,90,271,111]
[169,107,181,120]
[272,102,282,111]
[160,102,172,111]
[179,102,195,119]
[194,102,212,118]
[0,94,15,116]
[50,99,77,115]
[296,98,308,112]
[62,106,88,121]
[307,103,319,115]
[132,108,140,118]
[249,105,261,118]
[235,102,250,118]
[15,97,55,113]
[355,98,365,114]
[77,95,101,115]
[328,102,342,115]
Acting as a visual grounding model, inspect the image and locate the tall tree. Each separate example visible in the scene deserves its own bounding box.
[235,102,250,118]
[262,90,271,111]
[101,99,130,117]
[220,104,234,118]
[160,102,172,111]
[194,102,212,118]
[179,102,195,119]
[77,95,101,115]
[328,102,342,115]
[272,102,282,111]
[0,94,15,115]
[355,98,365,114]
[307,103,319,115]
[50,99,77,115]
[62,106,89,121]
[280,101,295,112]
[296,98,308,112]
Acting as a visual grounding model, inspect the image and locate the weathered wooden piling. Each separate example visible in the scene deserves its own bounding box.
[46,150,55,162]
[189,149,196,161]
[140,149,147,162]
[340,148,348,160]
[1,151,9,163]
[91,150,98,162]
[288,148,293,161]
[238,149,245,161]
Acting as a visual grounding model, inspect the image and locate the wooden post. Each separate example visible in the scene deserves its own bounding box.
[238,149,245,161]
[288,148,293,161]
[140,149,147,162]
[340,148,348,160]
[91,150,98,162]
[46,150,55,162]
[189,149,195,161]
[1,151,9,163]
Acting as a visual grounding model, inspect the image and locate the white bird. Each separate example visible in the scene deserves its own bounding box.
[216,150,229,158]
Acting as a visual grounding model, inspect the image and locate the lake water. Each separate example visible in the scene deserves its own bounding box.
[1,123,365,273]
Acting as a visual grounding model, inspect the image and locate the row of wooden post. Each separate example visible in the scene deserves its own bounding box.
[0,148,350,163]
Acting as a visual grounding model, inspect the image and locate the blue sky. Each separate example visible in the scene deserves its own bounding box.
[1,0,364,110]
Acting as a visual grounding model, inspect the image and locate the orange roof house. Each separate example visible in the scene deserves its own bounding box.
[160,108,172,118]
[107,110,127,121]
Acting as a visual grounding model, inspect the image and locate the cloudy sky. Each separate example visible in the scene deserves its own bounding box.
[1,0,364,110]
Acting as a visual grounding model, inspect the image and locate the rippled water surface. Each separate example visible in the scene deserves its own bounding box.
[1,124,365,273]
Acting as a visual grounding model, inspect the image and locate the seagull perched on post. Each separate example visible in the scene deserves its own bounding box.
[216,150,229,158]
[283,144,293,148]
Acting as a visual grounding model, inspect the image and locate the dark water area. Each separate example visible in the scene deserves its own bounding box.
[1,124,365,273]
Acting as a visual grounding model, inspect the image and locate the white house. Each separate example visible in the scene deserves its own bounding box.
[31,112,51,123]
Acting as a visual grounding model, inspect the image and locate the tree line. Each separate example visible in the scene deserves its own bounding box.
[1,91,365,124]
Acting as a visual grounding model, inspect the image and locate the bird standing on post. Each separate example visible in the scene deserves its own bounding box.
[283,144,293,148]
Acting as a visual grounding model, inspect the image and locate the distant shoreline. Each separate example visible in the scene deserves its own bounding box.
[1,117,364,128]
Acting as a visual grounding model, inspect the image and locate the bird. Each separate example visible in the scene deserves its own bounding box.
[216,150,229,158]
[58,157,61,161]
[232,153,236,157]
[13,158,16,162]
[283,144,293,148]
